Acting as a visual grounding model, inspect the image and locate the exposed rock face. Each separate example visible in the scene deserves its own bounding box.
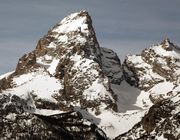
[15,51,41,76]
[101,47,123,85]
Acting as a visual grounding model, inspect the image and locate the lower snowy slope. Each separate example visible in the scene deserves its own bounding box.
[2,68,65,115]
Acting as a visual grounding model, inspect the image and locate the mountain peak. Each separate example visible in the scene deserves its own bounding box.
[20,10,101,76]
[2,10,117,116]
[35,10,99,53]
[160,37,174,51]
[52,10,91,35]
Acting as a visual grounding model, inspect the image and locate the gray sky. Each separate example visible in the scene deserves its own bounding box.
[0,0,180,74]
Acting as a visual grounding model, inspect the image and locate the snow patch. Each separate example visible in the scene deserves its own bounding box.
[58,34,68,43]
[34,109,65,116]
[13,73,35,86]
[47,58,59,75]
[47,42,56,49]
[36,56,60,75]
[53,15,88,34]
[83,79,111,101]
[6,113,17,121]
[97,110,147,139]
[152,45,180,59]
[149,81,174,96]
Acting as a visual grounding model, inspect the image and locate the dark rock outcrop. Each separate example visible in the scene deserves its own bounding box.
[0,94,107,140]
[101,47,123,85]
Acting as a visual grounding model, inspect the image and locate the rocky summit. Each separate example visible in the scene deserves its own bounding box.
[0,10,180,140]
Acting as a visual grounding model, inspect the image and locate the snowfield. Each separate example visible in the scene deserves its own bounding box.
[3,68,63,103]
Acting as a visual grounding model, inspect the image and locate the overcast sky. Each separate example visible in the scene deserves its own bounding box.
[0,0,180,74]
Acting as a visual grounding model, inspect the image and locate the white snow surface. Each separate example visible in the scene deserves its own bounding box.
[53,11,88,34]
[3,68,63,103]
[37,56,60,75]
[149,81,175,100]
[127,55,146,68]
[34,109,65,116]
[70,53,82,62]
[152,45,180,59]
[6,113,17,121]
[127,55,164,82]
[111,81,152,112]
[75,101,147,139]
[112,83,136,111]
[83,78,112,101]
[156,57,171,70]
[75,80,153,139]
[47,58,59,75]
[57,35,68,43]
[75,34,87,44]
[47,42,56,49]
[97,110,147,139]
[1,12,180,139]
[73,57,98,75]
[149,81,174,95]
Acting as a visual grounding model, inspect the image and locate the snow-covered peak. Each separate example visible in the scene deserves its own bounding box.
[53,10,89,34]
[149,38,180,57]
[123,39,180,100]
[46,10,96,47]
[160,37,173,50]
[149,38,180,60]
[34,10,101,76]
[0,11,121,139]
